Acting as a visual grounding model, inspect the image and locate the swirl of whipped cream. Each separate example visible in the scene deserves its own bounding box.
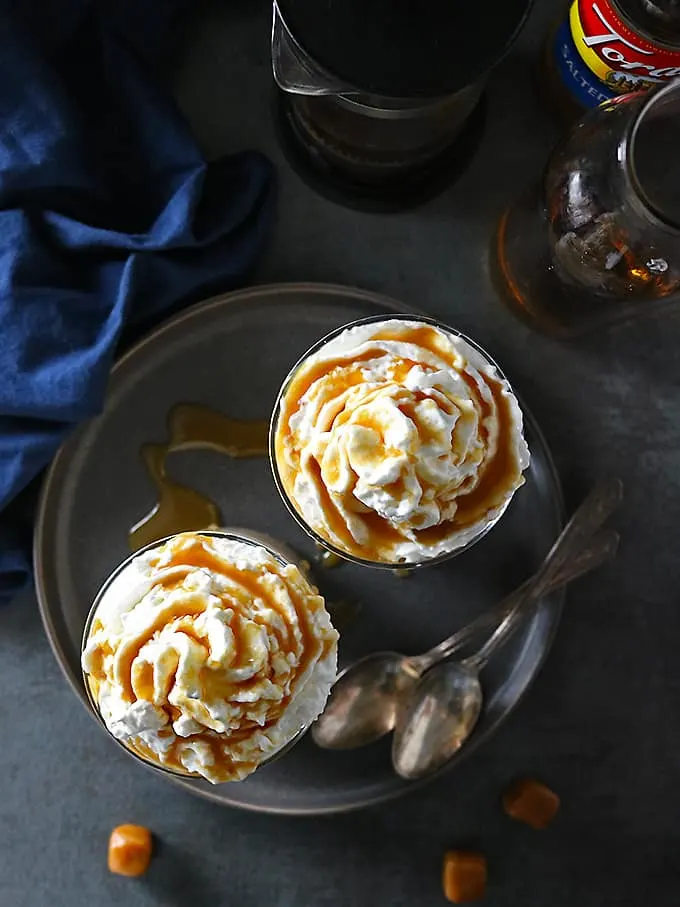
[81,533,338,783]
[274,319,530,564]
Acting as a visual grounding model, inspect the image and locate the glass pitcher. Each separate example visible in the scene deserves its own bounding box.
[493,79,680,337]
[271,1,354,97]
[271,0,485,202]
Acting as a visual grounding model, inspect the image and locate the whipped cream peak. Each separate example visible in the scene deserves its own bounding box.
[274,319,530,564]
[82,533,338,783]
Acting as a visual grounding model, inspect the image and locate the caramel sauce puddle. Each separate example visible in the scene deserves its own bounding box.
[128,403,268,551]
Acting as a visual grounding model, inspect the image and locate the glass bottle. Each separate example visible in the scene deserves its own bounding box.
[492,79,680,337]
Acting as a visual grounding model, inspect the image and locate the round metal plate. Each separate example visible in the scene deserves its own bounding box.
[35,282,564,815]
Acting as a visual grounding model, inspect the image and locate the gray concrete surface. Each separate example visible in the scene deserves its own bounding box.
[2,1,680,904]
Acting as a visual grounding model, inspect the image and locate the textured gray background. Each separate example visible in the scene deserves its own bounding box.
[2,0,680,904]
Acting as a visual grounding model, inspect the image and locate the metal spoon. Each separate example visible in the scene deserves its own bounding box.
[313,527,619,750]
[313,529,617,751]
[391,478,623,780]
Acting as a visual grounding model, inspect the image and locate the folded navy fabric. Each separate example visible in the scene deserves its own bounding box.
[0,0,276,601]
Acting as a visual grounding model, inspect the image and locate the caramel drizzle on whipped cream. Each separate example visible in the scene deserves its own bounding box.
[84,534,337,782]
[275,322,527,563]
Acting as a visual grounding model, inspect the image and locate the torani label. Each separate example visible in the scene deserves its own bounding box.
[554,0,680,107]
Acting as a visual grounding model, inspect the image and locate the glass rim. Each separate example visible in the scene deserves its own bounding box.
[268,312,523,570]
[81,529,310,782]
[623,77,680,234]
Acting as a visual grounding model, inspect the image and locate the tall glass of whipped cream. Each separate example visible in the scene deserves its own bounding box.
[81,531,338,783]
[271,316,530,568]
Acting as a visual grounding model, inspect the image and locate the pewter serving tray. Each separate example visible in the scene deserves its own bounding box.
[35,283,563,815]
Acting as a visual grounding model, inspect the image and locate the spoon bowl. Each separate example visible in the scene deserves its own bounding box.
[312,652,420,749]
[391,663,483,780]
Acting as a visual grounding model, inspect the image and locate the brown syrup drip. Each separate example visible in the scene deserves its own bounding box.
[317,546,344,569]
[129,403,268,551]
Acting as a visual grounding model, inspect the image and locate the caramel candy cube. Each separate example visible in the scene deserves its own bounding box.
[442,851,487,903]
[503,778,560,830]
[108,824,153,877]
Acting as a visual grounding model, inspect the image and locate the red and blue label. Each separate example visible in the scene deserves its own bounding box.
[553,16,615,108]
[553,0,680,109]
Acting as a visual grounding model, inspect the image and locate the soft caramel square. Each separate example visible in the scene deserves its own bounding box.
[503,778,560,830]
[108,824,153,877]
[442,850,487,903]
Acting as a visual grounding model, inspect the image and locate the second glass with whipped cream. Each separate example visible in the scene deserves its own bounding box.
[81,531,338,783]
[271,316,530,567]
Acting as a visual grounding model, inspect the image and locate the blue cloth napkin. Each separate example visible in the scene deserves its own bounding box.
[0,0,276,602]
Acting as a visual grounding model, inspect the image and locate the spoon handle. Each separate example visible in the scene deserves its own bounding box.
[464,477,622,671]
[414,528,618,673]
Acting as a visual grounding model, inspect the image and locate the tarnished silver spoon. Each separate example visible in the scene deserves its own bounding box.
[313,516,620,750]
[391,478,622,780]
